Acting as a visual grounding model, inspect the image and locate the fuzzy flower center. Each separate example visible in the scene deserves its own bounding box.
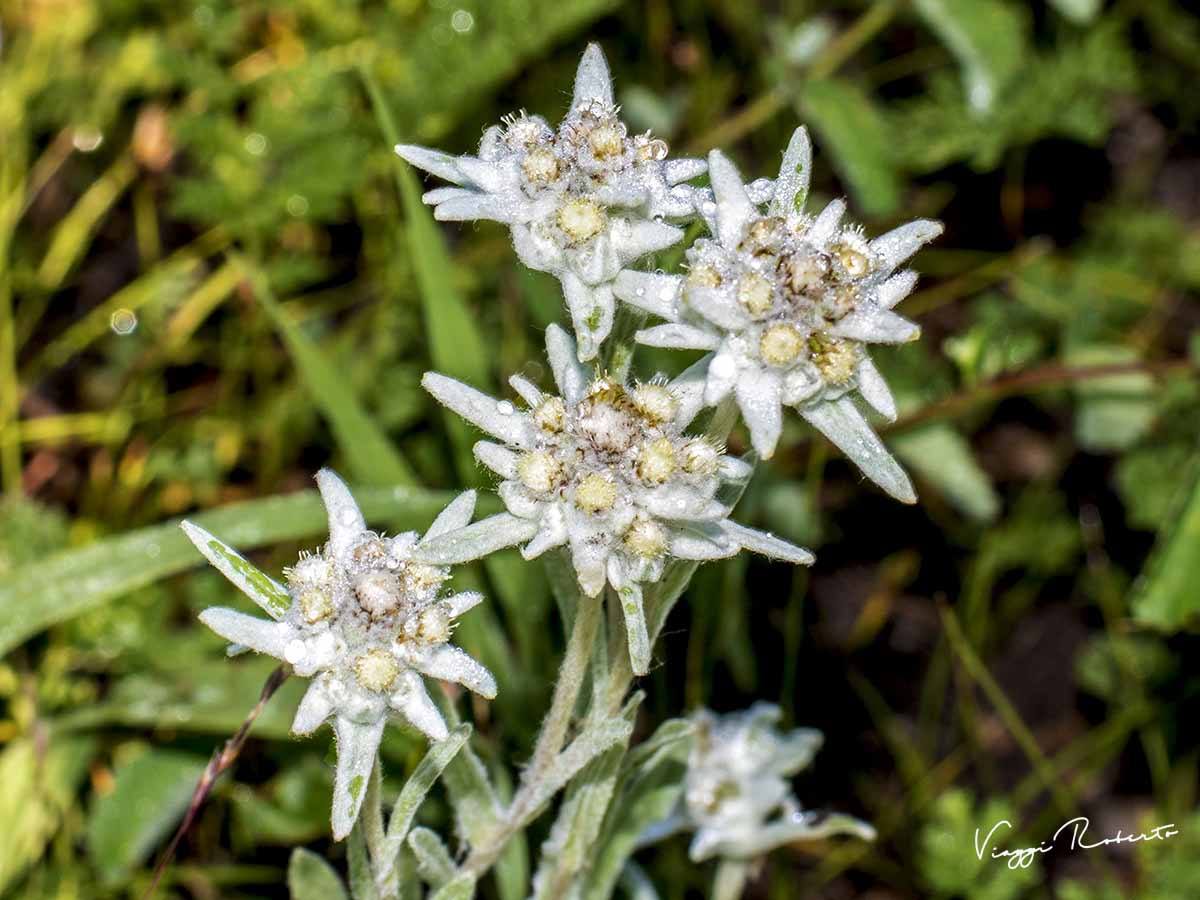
[557,198,606,244]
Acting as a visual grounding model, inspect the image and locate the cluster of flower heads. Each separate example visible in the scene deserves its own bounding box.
[677,703,875,861]
[397,45,702,360]
[401,43,941,502]
[182,471,495,839]
[419,325,812,675]
[183,41,933,861]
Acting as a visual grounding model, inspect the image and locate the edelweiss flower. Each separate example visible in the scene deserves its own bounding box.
[417,325,812,676]
[181,470,495,839]
[396,44,704,360]
[681,703,875,861]
[615,128,943,502]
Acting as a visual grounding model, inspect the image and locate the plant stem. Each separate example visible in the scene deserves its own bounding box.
[461,589,605,875]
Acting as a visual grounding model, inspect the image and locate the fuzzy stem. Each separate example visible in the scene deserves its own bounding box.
[462,589,605,876]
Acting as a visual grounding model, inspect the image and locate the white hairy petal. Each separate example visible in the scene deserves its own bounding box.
[545,323,590,406]
[664,158,708,184]
[521,505,570,559]
[568,529,609,597]
[686,286,750,331]
[807,198,846,249]
[830,309,920,344]
[770,126,813,217]
[292,679,335,736]
[612,270,681,320]
[799,396,915,503]
[199,607,292,658]
[498,481,544,519]
[562,274,615,362]
[394,144,467,185]
[422,186,472,205]
[734,367,784,459]
[572,42,614,111]
[451,156,510,193]
[422,373,532,448]
[613,219,685,265]
[432,193,513,224]
[316,468,366,559]
[331,715,387,840]
[669,355,711,431]
[707,150,757,249]
[870,220,944,273]
[389,670,449,742]
[508,374,543,406]
[704,344,739,405]
[635,323,721,351]
[773,728,825,777]
[443,591,485,619]
[874,270,920,309]
[179,521,290,620]
[413,513,540,564]
[473,441,519,479]
[422,490,478,542]
[407,643,497,699]
[640,483,727,522]
[669,523,738,560]
[608,558,650,676]
[855,356,897,421]
[510,222,565,274]
[720,520,815,565]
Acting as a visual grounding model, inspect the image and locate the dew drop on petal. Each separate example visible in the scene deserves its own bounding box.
[497,401,515,415]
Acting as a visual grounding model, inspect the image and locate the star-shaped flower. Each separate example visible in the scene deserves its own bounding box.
[681,703,875,861]
[396,44,704,360]
[181,469,495,839]
[417,324,813,676]
[615,127,943,502]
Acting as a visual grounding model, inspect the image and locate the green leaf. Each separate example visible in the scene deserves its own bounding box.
[55,660,308,740]
[430,691,504,847]
[429,873,477,900]
[1066,343,1156,452]
[892,424,1000,522]
[236,255,417,487]
[86,749,209,886]
[0,483,458,657]
[381,725,470,875]
[0,736,96,896]
[1132,454,1200,630]
[348,820,381,900]
[409,827,456,886]
[912,0,1026,113]
[798,78,901,217]
[288,848,349,900]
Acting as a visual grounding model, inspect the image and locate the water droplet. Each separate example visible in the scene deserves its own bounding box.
[110,309,138,335]
[701,201,716,215]
[145,542,160,558]
[635,287,646,297]
[72,128,103,152]
[339,508,358,525]
[244,132,268,156]
[450,9,474,32]
[286,194,309,217]
[497,401,514,415]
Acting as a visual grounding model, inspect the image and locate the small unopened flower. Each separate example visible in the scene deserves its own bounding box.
[396,44,706,360]
[417,325,813,676]
[615,128,942,502]
[181,470,495,840]
[681,703,875,861]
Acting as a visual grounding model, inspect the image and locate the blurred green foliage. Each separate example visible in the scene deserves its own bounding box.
[2,0,1199,897]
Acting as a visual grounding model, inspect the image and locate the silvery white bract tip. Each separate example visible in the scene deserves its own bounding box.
[181,469,496,841]
[682,703,874,862]
[396,43,706,360]
[420,325,813,676]
[614,128,942,503]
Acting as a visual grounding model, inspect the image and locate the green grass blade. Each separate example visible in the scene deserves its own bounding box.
[1132,454,1200,630]
[913,0,1026,114]
[236,255,418,487]
[0,484,457,657]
